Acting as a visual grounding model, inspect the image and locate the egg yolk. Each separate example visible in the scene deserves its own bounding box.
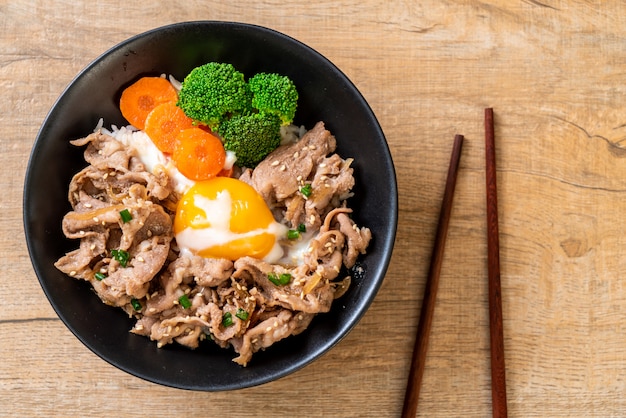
[174,177,285,261]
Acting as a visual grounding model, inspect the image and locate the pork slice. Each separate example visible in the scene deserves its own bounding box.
[71,131,135,171]
[69,132,171,205]
[336,212,372,268]
[97,235,170,304]
[168,254,234,288]
[247,121,336,203]
[232,257,335,314]
[231,310,315,366]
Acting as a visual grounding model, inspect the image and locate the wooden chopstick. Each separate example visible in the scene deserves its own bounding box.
[401,134,464,418]
[485,108,508,418]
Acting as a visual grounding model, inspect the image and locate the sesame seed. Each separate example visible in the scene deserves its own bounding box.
[252,338,258,344]
[90,244,96,250]
[273,321,278,328]
[136,324,144,331]
[324,183,331,188]
[298,315,303,321]
[79,230,85,235]
[103,173,108,179]
[319,163,327,168]
[69,270,76,276]
[147,230,153,237]
[136,256,144,262]
[309,215,316,224]
[157,342,164,348]
[92,217,99,223]
[175,326,180,332]
[249,296,256,302]
[352,224,359,231]
[297,175,303,182]
[149,308,156,313]
[167,326,172,333]
[84,203,92,208]
[101,221,106,226]
[266,326,273,332]
[280,165,286,171]
[309,145,316,150]
[271,160,280,166]
[293,151,299,158]
[333,265,340,273]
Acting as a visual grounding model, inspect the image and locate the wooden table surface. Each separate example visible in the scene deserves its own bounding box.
[3,1,626,416]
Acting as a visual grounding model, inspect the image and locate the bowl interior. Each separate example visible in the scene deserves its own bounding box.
[23,21,397,391]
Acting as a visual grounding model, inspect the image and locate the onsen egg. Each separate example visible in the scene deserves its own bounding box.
[174,177,288,262]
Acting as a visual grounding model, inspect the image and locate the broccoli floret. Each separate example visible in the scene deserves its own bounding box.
[248,73,298,125]
[177,62,252,128]
[218,112,282,168]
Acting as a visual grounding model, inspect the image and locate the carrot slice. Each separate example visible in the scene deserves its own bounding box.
[144,102,195,153]
[119,77,178,130]
[173,128,226,181]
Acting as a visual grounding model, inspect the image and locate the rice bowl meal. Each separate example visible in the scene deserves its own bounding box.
[24,21,396,390]
[54,65,372,366]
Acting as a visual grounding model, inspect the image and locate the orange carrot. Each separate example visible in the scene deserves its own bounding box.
[144,102,194,154]
[173,128,226,181]
[119,77,178,130]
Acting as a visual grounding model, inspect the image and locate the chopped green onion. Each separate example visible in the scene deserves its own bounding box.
[300,184,312,198]
[279,273,292,285]
[287,224,307,240]
[111,249,130,267]
[268,273,280,285]
[235,308,249,321]
[94,272,107,281]
[119,209,133,223]
[130,298,142,311]
[222,312,233,327]
[178,294,192,309]
[268,272,292,286]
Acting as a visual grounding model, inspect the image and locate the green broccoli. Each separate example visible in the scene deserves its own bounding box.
[248,73,298,125]
[176,62,252,129]
[218,112,282,168]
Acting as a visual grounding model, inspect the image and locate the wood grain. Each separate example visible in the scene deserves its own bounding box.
[402,134,463,418]
[4,1,626,416]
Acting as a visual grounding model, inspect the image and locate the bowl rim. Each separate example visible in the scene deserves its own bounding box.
[23,20,398,390]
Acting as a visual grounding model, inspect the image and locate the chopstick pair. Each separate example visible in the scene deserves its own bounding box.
[401,108,507,418]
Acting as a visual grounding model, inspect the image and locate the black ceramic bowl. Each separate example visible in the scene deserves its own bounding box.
[23,21,397,391]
